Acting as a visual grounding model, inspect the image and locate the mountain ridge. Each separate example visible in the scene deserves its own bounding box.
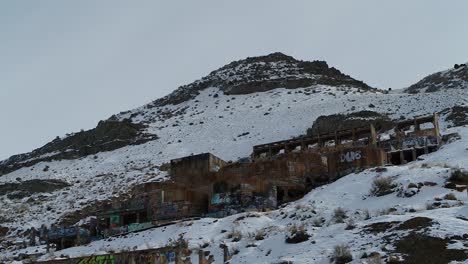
[0,52,372,175]
[406,62,468,93]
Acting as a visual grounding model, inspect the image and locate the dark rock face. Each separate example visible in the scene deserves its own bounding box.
[393,232,466,264]
[307,111,395,136]
[151,52,373,107]
[441,106,468,127]
[0,119,158,176]
[406,63,468,93]
[0,179,71,199]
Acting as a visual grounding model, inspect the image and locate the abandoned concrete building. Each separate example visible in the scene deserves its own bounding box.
[34,114,441,250]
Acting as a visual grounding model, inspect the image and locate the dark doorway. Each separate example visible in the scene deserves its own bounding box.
[277,187,285,204]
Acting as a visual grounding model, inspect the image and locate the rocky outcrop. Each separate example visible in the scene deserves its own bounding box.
[307,111,395,136]
[0,179,71,199]
[0,119,158,176]
[440,105,468,127]
[151,52,374,107]
[406,63,468,93]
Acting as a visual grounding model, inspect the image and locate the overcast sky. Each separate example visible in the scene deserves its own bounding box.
[1,1,468,160]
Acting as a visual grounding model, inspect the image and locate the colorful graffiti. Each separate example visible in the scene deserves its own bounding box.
[104,222,153,237]
[209,188,275,218]
[47,227,89,240]
[38,248,201,264]
[151,201,199,221]
[75,251,175,264]
[77,255,115,264]
[401,137,426,149]
[340,150,362,163]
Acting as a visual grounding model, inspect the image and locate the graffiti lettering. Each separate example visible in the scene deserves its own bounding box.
[78,255,115,264]
[340,151,362,163]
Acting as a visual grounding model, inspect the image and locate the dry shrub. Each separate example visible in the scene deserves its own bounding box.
[228,228,242,242]
[333,207,347,223]
[370,177,396,196]
[285,224,310,244]
[332,244,353,264]
[443,193,457,200]
[449,169,468,183]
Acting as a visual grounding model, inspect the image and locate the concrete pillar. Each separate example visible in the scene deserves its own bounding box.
[352,128,357,145]
[433,112,441,144]
[370,124,377,147]
[283,143,289,153]
[220,244,231,263]
[413,118,420,131]
[198,250,204,264]
[76,228,81,246]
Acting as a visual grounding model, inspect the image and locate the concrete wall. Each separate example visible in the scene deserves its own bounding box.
[325,146,387,179]
[34,246,188,264]
[170,153,225,187]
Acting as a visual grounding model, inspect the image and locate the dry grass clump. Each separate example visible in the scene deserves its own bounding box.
[370,177,396,196]
[331,244,353,263]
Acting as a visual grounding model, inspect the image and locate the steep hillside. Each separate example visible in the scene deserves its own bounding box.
[1,54,468,263]
[0,119,157,176]
[148,52,373,107]
[406,63,468,93]
[0,53,370,176]
[34,128,468,263]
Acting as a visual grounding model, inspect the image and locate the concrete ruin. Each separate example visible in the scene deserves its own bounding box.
[34,246,194,264]
[29,114,441,251]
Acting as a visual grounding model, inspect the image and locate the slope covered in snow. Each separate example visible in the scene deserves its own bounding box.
[31,126,468,263]
[406,63,468,93]
[1,54,468,263]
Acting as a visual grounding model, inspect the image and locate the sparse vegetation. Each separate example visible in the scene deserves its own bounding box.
[228,228,242,242]
[370,177,396,196]
[285,224,310,244]
[345,218,356,230]
[332,207,347,223]
[443,193,457,200]
[449,169,468,183]
[331,244,353,264]
[254,229,265,241]
[362,209,371,220]
[312,217,325,227]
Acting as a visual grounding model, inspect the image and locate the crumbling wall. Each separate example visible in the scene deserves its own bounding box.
[170,153,224,187]
[34,247,186,264]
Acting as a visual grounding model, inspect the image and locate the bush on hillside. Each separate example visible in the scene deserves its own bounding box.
[331,244,353,264]
[370,177,396,196]
[285,224,310,244]
[449,169,468,183]
[332,207,347,223]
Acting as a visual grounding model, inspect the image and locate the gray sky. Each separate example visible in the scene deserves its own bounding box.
[1,0,468,160]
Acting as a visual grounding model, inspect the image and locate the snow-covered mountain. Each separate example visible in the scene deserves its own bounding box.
[406,63,468,93]
[1,53,467,263]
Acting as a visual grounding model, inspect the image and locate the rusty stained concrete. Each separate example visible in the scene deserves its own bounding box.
[95,114,440,230]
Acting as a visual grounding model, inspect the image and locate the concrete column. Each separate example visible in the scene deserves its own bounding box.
[370,124,377,147]
[411,149,417,161]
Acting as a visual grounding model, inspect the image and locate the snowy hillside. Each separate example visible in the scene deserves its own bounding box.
[32,126,467,263]
[1,54,468,263]
[406,63,468,93]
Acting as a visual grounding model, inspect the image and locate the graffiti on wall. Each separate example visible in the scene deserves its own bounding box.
[104,222,153,237]
[72,251,176,264]
[47,227,89,240]
[340,151,362,163]
[401,137,426,149]
[77,255,115,264]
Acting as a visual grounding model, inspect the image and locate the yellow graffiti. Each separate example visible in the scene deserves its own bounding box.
[77,255,115,264]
